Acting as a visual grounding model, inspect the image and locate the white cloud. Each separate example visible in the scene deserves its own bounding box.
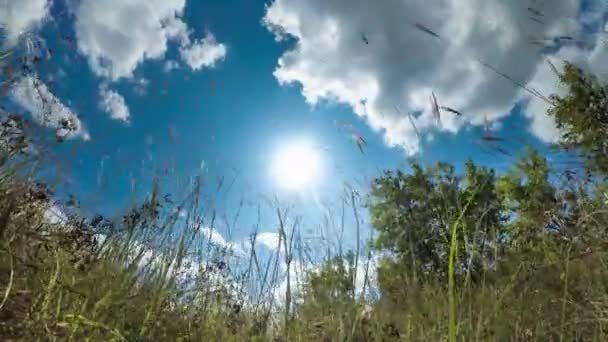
[180,33,227,71]
[263,0,593,154]
[257,232,281,251]
[163,15,190,45]
[99,85,130,123]
[523,60,564,143]
[75,0,227,80]
[587,42,608,81]
[74,0,187,80]
[0,0,50,45]
[524,14,608,143]
[11,75,90,140]
[200,226,245,256]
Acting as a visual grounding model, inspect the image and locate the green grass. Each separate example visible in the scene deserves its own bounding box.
[1,48,608,340]
[0,155,606,341]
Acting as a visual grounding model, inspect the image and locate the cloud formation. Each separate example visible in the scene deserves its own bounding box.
[263,0,599,154]
[11,75,90,140]
[524,4,608,142]
[256,232,281,251]
[75,0,227,80]
[180,33,227,71]
[200,226,245,256]
[99,85,130,123]
[75,0,185,80]
[0,0,50,45]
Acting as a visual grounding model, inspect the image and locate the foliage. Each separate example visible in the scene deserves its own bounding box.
[361,145,608,340]
[369,160,505,289]
[549,62,608,174]
[296,252,360,341]
[3,31,608,342]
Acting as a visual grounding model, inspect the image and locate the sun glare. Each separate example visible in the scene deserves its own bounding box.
[271,140,322,191]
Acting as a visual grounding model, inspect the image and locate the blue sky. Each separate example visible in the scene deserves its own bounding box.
[1,0,608,255]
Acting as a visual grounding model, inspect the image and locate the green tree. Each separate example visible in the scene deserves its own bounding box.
[548,62,608,174]
[496,148,559,248]
[369,159,505,293]
[495,148,596,264]
[493,148,608,339]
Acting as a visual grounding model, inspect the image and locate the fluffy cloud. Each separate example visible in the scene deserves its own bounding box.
[75,0,226,80]
[99,85,130,123]
[75,0,186,80]
[524,6,608,143]
[0,0,50,45]
[180,33,227,71]
[0,1,91,140]
[263,0,594,154]
[256,232,281,251]
[11,75,90,140]
[200,226,245,256]
[523,58,565,143]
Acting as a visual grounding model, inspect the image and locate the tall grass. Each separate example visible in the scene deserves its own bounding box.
[1,116,608,340]
[2,29,608,342]
[447,184,484,342]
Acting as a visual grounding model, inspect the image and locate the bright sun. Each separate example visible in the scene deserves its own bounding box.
[271,140,322,190]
